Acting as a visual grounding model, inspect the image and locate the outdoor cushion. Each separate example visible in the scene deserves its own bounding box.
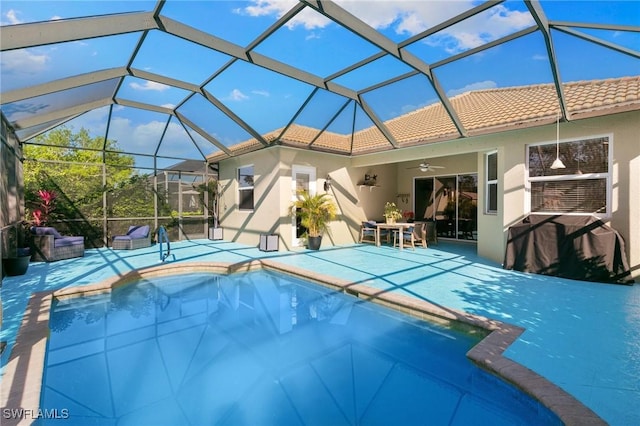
[32,226,62,238]
[53,236,84,248]
[113,235,133,241]
[363,221,389,234]
[126,225,150,239]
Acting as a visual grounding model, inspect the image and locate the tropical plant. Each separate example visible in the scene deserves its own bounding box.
[290,191,337,238]
[31,189,58,226]
[383,202,403,221]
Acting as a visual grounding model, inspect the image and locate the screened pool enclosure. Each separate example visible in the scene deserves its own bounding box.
[1,0,638,251]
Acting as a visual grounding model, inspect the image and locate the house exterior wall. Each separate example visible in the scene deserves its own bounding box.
[219,110,639,280]
[499,111,639,280]
[218,147,384,250]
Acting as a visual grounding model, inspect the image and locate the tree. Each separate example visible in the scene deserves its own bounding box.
[23,127,138,221]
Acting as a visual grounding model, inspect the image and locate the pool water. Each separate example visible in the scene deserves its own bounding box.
[39,270,560,425]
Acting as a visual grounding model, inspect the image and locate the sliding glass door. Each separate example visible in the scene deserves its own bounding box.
[414,174,478,240]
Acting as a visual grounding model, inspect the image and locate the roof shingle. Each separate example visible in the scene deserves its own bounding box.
[209,76,640,161]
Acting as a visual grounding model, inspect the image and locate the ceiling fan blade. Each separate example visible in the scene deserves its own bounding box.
[407,162,444,171]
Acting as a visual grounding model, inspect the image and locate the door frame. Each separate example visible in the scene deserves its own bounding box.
[291,165,317,247]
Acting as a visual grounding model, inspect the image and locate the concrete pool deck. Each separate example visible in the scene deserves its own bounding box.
[1,240,638,425]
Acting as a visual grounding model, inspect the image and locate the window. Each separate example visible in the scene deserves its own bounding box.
[238,165,254,210]
[485,151,498,214]
[414,174,477,240]
[527,136,610,216]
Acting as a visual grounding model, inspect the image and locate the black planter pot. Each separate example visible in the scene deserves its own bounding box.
[307,236,322,250]
[3,255,30,277]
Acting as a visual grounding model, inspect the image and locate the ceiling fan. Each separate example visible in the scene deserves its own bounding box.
[407,160,445,173]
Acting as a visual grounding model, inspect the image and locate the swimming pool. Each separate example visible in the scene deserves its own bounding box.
[38,269,560,425]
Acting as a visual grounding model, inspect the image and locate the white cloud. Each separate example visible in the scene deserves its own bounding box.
[63,106,110,138]
[242,0,297,18]
[251,90,270,97]
[419,5,535,53]
[400,101,430,115]
[107,116,167,153]
[447,80,497,97]
[338,0,472,35]
[532,54,548,61]
[0,49,49,75]
[2,9,23,25]
[238,0,330,29]
[239,1,533,53]
[227,89,249,101]
[287,7,331,30]
[130,80,170,91]
[305,32,322,41]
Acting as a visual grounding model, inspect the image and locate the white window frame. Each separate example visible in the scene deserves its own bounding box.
[237,164,254,211]
[525,134,612,218]
[291,165,317,247]
[485,150,498,214]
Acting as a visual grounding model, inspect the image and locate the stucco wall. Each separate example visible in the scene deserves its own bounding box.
[218,147,389,250]
[219,111,639,280]
[606,111,640,280]
[495,111,639,279]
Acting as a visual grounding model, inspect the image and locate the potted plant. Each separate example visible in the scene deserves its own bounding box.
[403,211,415,223]
[290,190,337,250]
[2,224,31,277]
[383,202,403,224]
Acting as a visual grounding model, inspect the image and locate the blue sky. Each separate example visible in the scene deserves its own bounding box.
[1,0,638,165]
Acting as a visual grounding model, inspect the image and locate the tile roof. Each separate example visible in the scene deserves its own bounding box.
[208,76,640,161]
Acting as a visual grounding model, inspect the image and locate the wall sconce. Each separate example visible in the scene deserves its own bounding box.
[324,174,332,191]
[396,193,409,203]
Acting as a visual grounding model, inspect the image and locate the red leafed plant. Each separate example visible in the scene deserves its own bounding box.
[403,211,414,220]
[32,189,58,226]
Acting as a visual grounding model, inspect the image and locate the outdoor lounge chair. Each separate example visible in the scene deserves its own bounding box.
[31,226,85,262]
[112,225,151,250]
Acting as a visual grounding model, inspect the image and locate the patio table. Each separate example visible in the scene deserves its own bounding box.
[375,222,415,250]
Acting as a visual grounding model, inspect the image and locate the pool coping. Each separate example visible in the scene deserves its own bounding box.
[0,260,606,426]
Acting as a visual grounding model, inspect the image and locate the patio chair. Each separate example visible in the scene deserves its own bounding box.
[393,226,417,250]
[359,220,389,244]
[112,225,151,250]
[412,222,428,248]
[31,226,85,262]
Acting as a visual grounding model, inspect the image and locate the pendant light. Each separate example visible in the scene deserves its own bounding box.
[550,111,566,169]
